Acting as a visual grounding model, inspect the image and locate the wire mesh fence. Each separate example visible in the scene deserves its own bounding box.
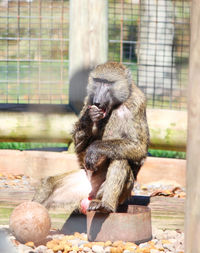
[0,0,190,109]
[0,0,69,104]
[108,0,190,110]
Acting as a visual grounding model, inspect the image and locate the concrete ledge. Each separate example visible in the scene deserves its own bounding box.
[0,151,186,187]
[138,157,186,187]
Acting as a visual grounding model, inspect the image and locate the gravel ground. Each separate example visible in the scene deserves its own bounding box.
[0,225,184,253]
[0,173,186,198]
[133,182,186,198]
[0,174,34,191]
[0,174,185,253]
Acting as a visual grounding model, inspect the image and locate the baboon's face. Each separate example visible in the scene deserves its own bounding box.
[87,62,132,118]
[88,78,115,117]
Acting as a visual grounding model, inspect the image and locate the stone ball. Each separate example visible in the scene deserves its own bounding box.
[9,201,51,244]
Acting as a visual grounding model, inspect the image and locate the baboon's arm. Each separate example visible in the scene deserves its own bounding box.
[86,138,147,165]
[85,110,149,170]
[73,106,93,153]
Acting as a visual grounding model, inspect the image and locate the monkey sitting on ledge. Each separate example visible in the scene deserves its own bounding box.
[33,61,149,214]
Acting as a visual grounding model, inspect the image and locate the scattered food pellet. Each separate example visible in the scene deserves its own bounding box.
[0,174,185,252]
[25,241,35,248]
[0,225,184,253]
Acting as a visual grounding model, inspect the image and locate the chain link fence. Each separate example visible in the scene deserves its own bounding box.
[0,0,69,104]
[0,0,190,109]
[108,0,190,110]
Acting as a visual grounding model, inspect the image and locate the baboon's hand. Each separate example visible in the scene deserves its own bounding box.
[74,130,88,153]
[88,105,104,122]
[85,146,105,171]
[74,130,85,143]
[85,150,100,171]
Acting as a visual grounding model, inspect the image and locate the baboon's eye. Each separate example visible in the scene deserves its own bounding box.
[93,78,114,85]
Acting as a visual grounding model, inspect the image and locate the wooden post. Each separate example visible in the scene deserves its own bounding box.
[185,1,200,252]
[69,0,108,114]
[138,0,176,99]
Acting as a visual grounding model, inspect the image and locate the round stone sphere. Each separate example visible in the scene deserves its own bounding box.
[9,201,51,244]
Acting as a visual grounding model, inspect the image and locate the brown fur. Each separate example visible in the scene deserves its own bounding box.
[73,62,149,212]
[33,62,149,214]
[32,170,91,213]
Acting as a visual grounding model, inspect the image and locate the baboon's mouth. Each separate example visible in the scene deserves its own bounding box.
[97,106,107,118]
[101,108,107,118]
[89,104,107,118]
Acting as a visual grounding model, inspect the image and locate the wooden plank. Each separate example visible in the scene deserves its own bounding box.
[0,109,187,151]
[150,197,184,231]
[0,112,77,143]
[0,189,184,231]
[147,109,187,151]
[185,0,200,251]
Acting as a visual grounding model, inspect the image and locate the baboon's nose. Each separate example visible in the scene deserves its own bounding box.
[94,103,100,108]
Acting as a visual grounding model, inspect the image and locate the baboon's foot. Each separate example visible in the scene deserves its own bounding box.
[87,199,115,213]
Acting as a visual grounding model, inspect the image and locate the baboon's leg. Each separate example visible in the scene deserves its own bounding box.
[88,160,132,213]
[118,169,134,204]
[86,167,107,200]
[86,157,109,199]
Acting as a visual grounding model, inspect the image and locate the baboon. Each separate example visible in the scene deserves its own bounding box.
[33,61,149,214]
[73,61,149,213]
